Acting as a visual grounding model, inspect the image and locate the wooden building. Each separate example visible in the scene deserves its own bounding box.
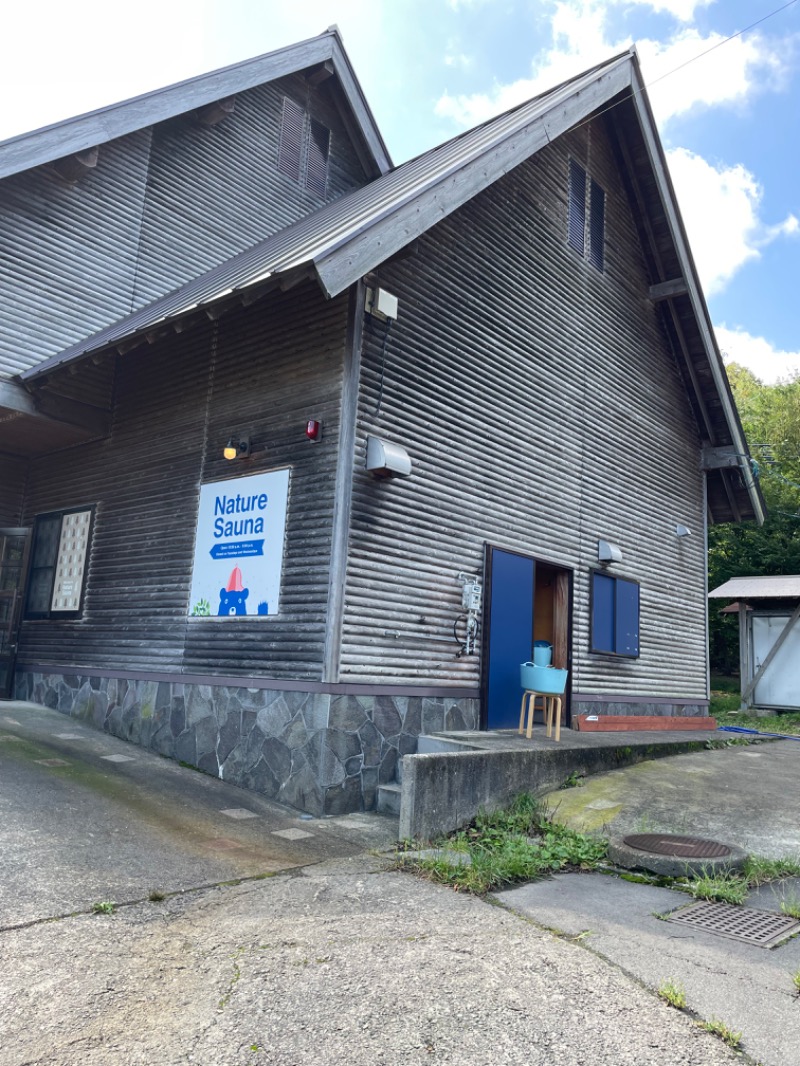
[0,30,763,814]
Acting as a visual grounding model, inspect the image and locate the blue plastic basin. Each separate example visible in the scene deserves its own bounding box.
[520,662,568,694]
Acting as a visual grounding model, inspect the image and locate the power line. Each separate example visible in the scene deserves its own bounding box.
[571,0,798,137]
[647,0,799,92]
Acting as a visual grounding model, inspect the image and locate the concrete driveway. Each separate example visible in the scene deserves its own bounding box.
[0,699,744,1066]
[0,700,395,926]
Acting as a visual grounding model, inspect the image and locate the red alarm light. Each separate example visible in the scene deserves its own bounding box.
[306,419,322,442]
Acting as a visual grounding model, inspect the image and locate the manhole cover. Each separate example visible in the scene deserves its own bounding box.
[623,834,731,859]
[668,900,800,948]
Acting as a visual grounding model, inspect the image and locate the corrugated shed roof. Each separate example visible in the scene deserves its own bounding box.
[0,28,391,180]
[22,50,633,379]
[709,577,800,599]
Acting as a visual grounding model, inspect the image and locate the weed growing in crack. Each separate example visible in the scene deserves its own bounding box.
[699,1018,742,1049]
[91,901,115,915]
[682,870,748,906]
[658,979,687,1009]
[395,792,607,894]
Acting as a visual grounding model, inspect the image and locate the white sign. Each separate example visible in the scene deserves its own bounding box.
[188,469,290,619]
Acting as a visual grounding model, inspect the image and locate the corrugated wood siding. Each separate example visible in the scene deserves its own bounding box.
[0,455,27,525]
[340,119,707,698]
[1,74,368,378]
[0,129,152,377]
[131,75,367,308]
[17,283,349,679]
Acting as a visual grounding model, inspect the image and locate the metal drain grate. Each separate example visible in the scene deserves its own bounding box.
[668,900,800,948]
[624,833,731,859]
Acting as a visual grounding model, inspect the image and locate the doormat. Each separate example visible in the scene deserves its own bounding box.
[667,900,800,948]
[574,715,717,732]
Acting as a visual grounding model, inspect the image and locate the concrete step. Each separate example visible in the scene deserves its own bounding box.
[376,781,401,816]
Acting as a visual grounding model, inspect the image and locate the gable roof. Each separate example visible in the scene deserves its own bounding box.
[13,46,763,526]
[710,576,800,599]
[0,27,391,181]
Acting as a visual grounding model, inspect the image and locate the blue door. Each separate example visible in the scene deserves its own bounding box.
[483,547,535,729]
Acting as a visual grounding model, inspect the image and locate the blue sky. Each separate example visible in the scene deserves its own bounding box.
[3,0,799,382]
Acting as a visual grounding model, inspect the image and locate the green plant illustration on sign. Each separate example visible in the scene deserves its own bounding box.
[191,598,211,616]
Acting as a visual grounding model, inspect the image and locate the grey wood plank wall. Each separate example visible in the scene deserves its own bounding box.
[17,283,349,680]
[0,455,26,525]
[340,117,707,699]
[0,73,368,379]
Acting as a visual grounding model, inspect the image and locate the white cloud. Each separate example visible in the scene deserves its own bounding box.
[716,325,800,384]
[435,1,790,130]
[667,147,798,295]
[623,0,713,22]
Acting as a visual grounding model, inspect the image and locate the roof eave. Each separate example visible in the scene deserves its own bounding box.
[0,28,391,181]
[627,59,764,526]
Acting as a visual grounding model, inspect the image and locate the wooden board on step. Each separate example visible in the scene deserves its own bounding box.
[574,714,718,732]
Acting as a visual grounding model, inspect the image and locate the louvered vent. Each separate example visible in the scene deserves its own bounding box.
[589,178,605,271]
[568,159,586,255]
[278,97,304,183]
[306,119,331,198]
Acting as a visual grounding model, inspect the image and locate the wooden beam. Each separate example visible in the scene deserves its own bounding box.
[196,96,236,127]
[30,389,110,437]
[742,603,800,705]
[0,381,109,437]
[307,61,334,87]
[51,146,99,183]
[701,445,742,470]
[649,277,687,301]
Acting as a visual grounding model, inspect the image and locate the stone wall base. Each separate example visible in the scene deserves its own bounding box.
[13,671,478,816]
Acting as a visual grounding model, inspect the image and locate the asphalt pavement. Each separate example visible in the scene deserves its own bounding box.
[0,699,746,1066]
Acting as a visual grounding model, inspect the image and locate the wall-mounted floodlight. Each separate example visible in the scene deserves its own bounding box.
[598,539,623,563]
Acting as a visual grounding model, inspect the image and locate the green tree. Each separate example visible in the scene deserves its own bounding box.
[708,365,800,673]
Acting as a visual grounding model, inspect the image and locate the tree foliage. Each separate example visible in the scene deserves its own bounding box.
[708,365,800,673]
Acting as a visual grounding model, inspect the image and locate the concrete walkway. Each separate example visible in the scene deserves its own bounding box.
[495,740,800,1066]
[0,700,742,1066]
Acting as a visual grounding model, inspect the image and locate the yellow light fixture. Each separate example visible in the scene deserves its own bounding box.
[224,437,250,460]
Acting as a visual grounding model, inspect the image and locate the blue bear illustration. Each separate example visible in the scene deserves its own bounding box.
[218,566,249,616]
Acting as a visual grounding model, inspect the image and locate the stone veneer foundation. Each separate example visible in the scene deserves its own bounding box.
[13,671,479,816]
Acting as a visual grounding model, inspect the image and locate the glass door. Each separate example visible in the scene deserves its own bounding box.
[0,528,31,699]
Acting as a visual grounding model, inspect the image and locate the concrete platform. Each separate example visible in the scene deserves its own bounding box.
[399,725,735,841]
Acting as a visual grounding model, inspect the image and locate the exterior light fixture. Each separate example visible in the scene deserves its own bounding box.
[223,437,250,460]
[305,419,322,442]
[676,524,691,537]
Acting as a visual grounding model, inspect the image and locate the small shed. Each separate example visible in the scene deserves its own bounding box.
[709,577,800,711]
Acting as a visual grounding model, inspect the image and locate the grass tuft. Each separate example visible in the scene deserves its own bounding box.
[683,870,749,906]
[699,1018,742,1049]
[396,793,607,895]
[658,978,687,1009]
[91,901,115,915]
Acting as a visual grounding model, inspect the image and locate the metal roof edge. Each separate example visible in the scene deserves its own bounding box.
[627,58,765,526]
[0,28,390,180]
[312,53,635,298]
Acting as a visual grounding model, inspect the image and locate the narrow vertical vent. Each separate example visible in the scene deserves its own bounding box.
[278,98,304,184]
[589,178,605,271]
[306,118,331,198]
[568,159,586,256]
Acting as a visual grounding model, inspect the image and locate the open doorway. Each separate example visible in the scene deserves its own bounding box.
[481,545,572,730]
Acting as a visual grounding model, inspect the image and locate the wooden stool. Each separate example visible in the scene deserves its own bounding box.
[518,689,563,742]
